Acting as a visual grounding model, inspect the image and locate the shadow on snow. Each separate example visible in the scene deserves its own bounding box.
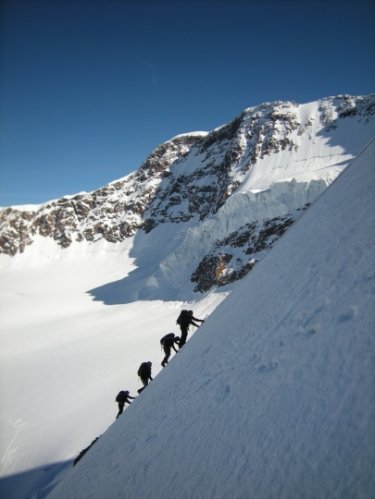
[0,460,72,499]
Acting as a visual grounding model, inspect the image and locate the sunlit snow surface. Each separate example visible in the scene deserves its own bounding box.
[45,142,375,498]
[0,235,225,498]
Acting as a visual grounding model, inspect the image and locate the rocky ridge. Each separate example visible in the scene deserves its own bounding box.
[1,94,374,292]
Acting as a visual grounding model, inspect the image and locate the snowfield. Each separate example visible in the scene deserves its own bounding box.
[44,140,375,498]
[0,236,226,499]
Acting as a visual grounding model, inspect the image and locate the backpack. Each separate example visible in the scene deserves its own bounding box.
[177,310,190,326]
[138,362,151,378]
[115,390,129,403]
[160,333,175,346]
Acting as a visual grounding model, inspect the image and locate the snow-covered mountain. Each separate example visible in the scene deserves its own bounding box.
[0,95,374,499]
[1,94,374,297]
[48,136,375,499]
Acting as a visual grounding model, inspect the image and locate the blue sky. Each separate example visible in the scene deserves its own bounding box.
[0,0,374,207]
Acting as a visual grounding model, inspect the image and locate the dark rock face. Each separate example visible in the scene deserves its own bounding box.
[191,253,234,293]
[191,212,298,292]
[1,94,374,292]
[0,209,34,256]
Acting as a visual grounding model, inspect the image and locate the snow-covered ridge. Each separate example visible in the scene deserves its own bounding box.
[0,94,374,293]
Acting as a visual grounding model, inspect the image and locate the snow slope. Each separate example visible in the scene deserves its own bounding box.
[48,140,375,499]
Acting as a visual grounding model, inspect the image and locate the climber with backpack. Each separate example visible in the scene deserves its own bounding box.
[137,361,153,393]
[115,390,135,419]
[176,309,204,348]
[160,332,180,367]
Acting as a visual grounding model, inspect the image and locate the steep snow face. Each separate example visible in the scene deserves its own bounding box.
[156,179,325,295]
[48,141,375,499]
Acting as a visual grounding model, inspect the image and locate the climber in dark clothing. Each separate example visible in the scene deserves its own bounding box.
[115,390,135,419]
[160,333,180,367]
[137,361,153,393]
[176,310,204,348]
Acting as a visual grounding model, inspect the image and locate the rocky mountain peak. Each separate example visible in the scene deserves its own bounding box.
[138,132,207,177]
[1,94,374,293]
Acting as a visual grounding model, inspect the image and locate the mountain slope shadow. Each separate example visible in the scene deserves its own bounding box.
[0,460,72,499]
[87,219,201,305]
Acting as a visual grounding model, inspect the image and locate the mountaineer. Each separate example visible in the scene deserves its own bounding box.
[176,310,204,348]
[160,333,180,367]
[137,361,153,393]
[115,390,135,419]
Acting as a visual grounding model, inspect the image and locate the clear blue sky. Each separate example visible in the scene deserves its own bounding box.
[1,0,374,207]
